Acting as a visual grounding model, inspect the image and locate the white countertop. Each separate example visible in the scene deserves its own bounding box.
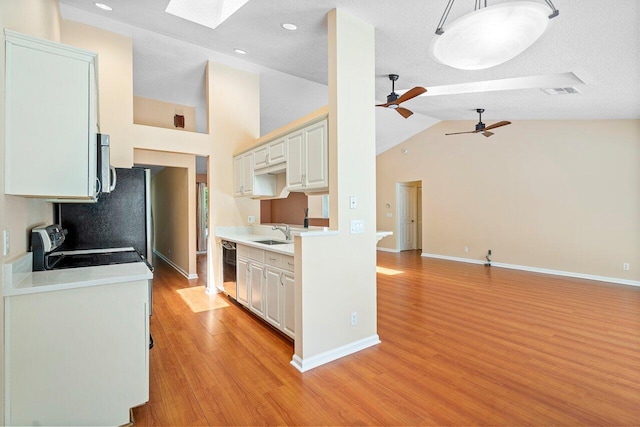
[216,225,391,254]
[216,231,295,255]
[3,253,153,297]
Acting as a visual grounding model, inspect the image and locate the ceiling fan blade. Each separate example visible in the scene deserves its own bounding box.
[482,131,494,137]
[484,120,511,131]
[375,102,391,107]
[396,107,413,118]
[445,130,477,136]
[394,86,427,105]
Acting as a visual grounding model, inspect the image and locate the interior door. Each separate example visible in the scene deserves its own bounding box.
[397,184,417,251]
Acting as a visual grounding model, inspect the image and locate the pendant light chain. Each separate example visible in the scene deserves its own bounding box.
[435,0,559,35]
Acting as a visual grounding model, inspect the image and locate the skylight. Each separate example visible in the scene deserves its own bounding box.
[165,0,250,30]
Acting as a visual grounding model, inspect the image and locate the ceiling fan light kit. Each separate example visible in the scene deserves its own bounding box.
[431,0,559,70]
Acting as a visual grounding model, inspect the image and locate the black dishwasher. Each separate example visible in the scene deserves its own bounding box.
[221,241,237,300]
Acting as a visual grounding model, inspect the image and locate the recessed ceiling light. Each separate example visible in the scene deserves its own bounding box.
[94,2,112,11]
[281,23,297,31]
[234,48,247,55]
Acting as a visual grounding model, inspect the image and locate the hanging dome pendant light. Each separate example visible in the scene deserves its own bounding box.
[430,1,559,70]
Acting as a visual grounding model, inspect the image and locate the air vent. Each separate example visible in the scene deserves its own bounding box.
[541,87,582,95]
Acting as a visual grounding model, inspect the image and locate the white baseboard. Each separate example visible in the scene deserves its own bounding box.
[422,253,485,265]
[290,335,381,372]
[377,247,400,253]
[421,253,640,288]
[153,250,198,280]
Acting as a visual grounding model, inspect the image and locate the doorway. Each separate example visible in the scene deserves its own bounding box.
[396,181,422,251]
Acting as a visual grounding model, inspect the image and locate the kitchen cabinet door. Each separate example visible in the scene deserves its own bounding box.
[285,130,305,190]
[268,138,287,165]
[249,262,265,317]
[233,155,245,196]
[236,257,250,307]
[282,271,296,339]
[4,30,99,199]
[242,152,254,194]
[264,267,282,329]
[285,119,328,192]
[253,145,269,169]
[303,119,328,190]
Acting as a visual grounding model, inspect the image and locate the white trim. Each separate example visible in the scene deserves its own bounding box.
[421,253,640,288]
[5,298,11,426]
[376,247,400,253]
[422,252,485,265]
[153,250,198,280]
[290,335,381,372]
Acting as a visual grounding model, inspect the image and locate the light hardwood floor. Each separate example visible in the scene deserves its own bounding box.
[132,251,640,426]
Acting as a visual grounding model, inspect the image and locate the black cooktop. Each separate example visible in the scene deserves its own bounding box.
[48,250,144,270]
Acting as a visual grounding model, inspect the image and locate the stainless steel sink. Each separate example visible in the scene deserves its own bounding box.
[254,239,290,245]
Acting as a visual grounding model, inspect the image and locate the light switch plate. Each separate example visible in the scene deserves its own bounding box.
[3,230,9,256]
[349,196,357,209]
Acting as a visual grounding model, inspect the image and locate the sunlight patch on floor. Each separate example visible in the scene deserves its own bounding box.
[376,266,404,275]
[176,286,230,312]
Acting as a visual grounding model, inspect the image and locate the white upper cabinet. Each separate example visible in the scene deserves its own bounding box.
[233,116,327,198]
[4,30,99,200]
[286,119,328,192]
[253,137,286,171]
[285,130,304,189]
[303,119,328,190]
[234,151,276,197]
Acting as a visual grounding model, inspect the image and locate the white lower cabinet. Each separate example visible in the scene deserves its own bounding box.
[5,280,149,427]
[249,262,266,317]
[236,257,250,307]
[236,244,295,338]
[265,266,283,329]
[282,271,296,338]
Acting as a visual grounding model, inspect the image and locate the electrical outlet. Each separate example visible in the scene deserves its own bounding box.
[350,220,364,234]
[386,213,392,218]
[623,263,630,271]
[248,215,255,224]
[350,312,358,326]
[464,246,469,253]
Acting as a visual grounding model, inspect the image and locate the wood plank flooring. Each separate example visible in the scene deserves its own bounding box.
[132,251,640,426]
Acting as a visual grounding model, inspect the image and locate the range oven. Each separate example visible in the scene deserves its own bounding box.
[31,224,152,272]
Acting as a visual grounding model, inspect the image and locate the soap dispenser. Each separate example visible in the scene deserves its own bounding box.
[304,208,309,228]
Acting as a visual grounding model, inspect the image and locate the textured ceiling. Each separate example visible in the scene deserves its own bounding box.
[60,0,640,153]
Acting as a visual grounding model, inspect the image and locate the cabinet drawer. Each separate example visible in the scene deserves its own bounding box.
[265,251,282,267]
[237,244,265,262]
[282,255,295,272]
[264,252,294,271]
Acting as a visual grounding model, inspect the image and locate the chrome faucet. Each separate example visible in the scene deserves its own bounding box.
[272,224,291,240]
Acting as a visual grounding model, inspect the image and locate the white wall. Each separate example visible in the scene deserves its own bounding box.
[377,119,640,283]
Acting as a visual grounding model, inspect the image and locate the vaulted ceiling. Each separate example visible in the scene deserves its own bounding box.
[60,0,640,152]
